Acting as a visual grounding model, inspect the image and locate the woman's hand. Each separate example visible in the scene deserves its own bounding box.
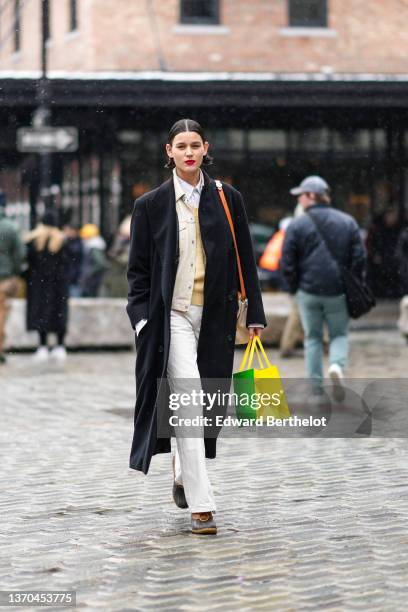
[248,327,263,341]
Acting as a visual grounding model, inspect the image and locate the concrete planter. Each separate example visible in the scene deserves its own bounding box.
[5,298,134,350]
[398,296,408,341]
[4,293,293,350]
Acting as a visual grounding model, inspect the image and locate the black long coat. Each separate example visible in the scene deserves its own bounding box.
[127,171,266,474]
[26,240,70,334]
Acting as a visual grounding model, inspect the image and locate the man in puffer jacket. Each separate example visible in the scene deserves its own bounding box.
[79,224,109,297]
[281,176,366,398]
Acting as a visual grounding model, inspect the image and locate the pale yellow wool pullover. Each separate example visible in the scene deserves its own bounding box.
[190,205,205,306]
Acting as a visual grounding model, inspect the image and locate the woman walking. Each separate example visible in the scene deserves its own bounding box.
[127,119,266,535]
[25,212,70,363]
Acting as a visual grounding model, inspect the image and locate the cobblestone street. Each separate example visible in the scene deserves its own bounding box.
[2,329,408,611]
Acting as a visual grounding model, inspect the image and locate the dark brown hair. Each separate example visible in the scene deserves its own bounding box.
[315,192,331,205]
[165,118,213,168]
[306,191,331,205]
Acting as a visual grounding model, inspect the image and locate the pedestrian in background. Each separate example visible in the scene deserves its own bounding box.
[396,224,408,295]
[79,224,108,297]
[259,214,305,357]
[0,193,25,364]
[259,216,292,290]
[279,204,304,358]
[366,208,403,298]
[63,222,84,297]
[281,176,366,398]
[127,118,265,535]
[109,215,131,264]
[104,215,131,297]
[25,212,70,363]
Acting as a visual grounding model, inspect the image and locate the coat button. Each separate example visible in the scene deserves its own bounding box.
[227,334,233,342]
[158,345,164,353]
[228,294,233,301]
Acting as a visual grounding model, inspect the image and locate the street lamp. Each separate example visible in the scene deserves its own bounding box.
[33,0,52,218]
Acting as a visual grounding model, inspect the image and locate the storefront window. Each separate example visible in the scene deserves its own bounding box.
[288,128,329,152]
[118,131,142,145]
[248,130,286,151]
[373,129,386,151]
[332,130,371,152]
[207,129,244,151]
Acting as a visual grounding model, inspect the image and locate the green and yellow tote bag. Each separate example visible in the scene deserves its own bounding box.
[233,336,290,421]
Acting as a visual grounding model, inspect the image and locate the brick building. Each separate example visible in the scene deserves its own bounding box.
[1,0,408,241]
[3,0,408,73]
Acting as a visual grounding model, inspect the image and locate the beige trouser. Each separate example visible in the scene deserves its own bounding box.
[280,298,304,354]
[0,276,18,353]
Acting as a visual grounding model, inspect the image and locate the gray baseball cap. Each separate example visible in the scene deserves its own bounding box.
[290,175,330,196]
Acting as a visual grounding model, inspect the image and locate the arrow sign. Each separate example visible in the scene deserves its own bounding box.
[17,127,78,153]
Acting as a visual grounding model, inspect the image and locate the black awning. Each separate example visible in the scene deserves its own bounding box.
[2,75,408,110]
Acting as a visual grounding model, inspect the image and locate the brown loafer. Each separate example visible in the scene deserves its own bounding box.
[172,455,188,509]
[191,512,217,535]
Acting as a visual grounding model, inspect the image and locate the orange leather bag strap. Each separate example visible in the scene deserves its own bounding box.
[215,180,247,300]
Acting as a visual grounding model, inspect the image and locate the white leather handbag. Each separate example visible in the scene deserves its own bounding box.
[215,180,250,346]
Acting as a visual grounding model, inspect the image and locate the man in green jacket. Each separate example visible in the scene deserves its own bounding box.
[0,196,25,363]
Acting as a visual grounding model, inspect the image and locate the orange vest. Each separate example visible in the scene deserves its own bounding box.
[259,230,285,271]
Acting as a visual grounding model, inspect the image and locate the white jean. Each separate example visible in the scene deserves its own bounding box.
[167,305,216,513]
